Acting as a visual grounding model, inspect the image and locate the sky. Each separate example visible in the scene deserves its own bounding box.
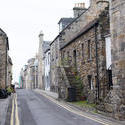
[0,0,89,83]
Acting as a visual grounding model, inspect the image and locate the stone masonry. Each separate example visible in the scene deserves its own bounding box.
[38,31,50,89]
[0,28,9,89]
[59,0,109,48]
[60,6,110,103]
[7,56,13,86]
[104,0,125,120]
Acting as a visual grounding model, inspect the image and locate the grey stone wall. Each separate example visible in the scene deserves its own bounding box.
[50,37,60,93]
[7,56,13,86]
[0,32,9,89]
[59,3,110,102]
[104,0,125,120]
[60,0,109,49]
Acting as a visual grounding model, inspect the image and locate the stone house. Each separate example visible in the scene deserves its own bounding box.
[60,7,111,101]
[22,65,28,88]
[102,0,125,120]
[0,28,10,89]
[50,36,60,93]
[38,31,50,89]
[34,57,38,89]
[59,0,109,47]
[50,0,109,94]
[20,56,38,89]
[26,58,35,89]
[55,0,125,120]
[49,4,85,93]
[19,68,25,88]
[7,56,13,86]
[58,18,74,32]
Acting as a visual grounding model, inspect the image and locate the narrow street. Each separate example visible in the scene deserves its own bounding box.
[10,89,103,125]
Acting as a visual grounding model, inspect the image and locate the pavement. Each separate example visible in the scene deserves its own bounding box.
[34,89,58,100]
[0,95,12,125]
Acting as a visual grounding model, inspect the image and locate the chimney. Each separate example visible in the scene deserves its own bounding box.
[73,3,86,18]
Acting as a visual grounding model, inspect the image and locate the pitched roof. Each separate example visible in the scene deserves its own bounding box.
[60,19,99,50]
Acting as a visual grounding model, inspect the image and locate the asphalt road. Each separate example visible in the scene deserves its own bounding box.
[15,89,103,125]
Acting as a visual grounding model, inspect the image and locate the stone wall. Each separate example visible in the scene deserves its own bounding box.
[104,0,125,120]
[60,7,110,103]
[38,32,44,89]
[50,37,60,93]
[7,56,13,86]
[0,32,8,89]
[59,0,109,48]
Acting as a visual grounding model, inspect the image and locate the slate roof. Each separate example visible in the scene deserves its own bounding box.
[60,19,99,50]
[58,18,74,25]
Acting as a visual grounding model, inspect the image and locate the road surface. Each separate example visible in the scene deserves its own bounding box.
[11,89,103,125]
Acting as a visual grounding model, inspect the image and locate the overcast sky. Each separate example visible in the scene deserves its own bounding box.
[0,0,89,83]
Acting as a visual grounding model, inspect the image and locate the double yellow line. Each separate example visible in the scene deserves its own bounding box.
[10,94,20,125]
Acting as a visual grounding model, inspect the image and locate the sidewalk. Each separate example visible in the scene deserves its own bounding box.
[0,96,11,125]
[34,89,58,100]
[34,89,125,125]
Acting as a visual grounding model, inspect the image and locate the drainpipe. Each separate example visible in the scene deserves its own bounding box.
[95,23,100,101]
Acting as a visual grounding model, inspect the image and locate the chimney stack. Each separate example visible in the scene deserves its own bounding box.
[73,3,86,18]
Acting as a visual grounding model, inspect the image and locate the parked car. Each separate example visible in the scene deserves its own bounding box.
[0,89,8,99]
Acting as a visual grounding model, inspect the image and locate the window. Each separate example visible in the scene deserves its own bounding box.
[88,75,94,90]
[73,50,77,67]
[88,40,92,60]
[82,43,84,59]
[63,51,65,58]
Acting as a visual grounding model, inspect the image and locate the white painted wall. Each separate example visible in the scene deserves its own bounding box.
[105,36,112,69]
[44,50,51,91]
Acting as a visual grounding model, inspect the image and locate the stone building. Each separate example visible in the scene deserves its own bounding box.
[50,0,125,120]
[19,68,25,88]
[34,57,38,89]
[7,56,13,86]
[38,31,50,89]
[22,65,28,89]
[50,36,60,93]
[26,58,36,89]
[0,28,10,89]
[58,18,74,32]
[50,0,109,96]
[21,58,37,89]
[50,4,85,93]
[19,56,38,89]
[59,0,109,47]
[60,3,111,102]
[103,0,125,120]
